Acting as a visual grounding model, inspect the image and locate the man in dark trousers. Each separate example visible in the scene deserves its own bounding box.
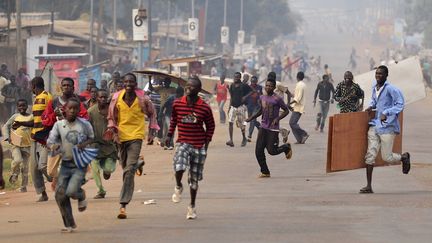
[313,74,335,132]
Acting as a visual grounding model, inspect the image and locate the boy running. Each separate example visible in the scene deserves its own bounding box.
[47,98,94,233]
[166,76,215,219]
[246,76,292,178]
[2,99,33,192]
[88,89,117,199]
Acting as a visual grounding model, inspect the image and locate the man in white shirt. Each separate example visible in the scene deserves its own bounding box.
[289,72,309,144]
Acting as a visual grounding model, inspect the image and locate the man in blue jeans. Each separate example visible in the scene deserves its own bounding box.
[47,98,94,232]
[359,65,411,194]
[313,74,335,133]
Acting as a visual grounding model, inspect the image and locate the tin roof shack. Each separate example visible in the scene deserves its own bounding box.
[35,53,89,95]
[0,19,51,75]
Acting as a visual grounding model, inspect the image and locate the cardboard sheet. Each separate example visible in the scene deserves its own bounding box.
[326,111,403,173]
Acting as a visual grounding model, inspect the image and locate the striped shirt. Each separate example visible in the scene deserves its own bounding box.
[32,91,52,136]
[168,96,215,148]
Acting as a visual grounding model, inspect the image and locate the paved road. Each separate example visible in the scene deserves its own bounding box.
[1,83,431,243]
[2,18,432,243]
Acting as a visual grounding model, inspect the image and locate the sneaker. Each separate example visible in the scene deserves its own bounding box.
[172,186,183,203]
[280,128,290,143]
[78,190,87,212]
[241,139,247,147]
[8,174,18,184]
[94,192,106,199]
[247,136,252,142]
[167,146,174,150]
[17,187,27,193]
[36,192,48,202]
[285,143,292,159]
[226,141,234,147]
[186,206,197,220]
[300,134,309,144]
[258,173,271,178]
[61,227,74,233]
[117,207,127,219]
[401,152,411,174]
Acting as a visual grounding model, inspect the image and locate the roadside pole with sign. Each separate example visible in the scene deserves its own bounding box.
[221,26,229,46]
[132,8,147,87]
[238,30,245,58]
[188,18,199,56]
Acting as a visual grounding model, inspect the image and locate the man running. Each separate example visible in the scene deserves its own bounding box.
[246,75,292,178]
[107,73,158,219]
[289,72,309,144]
[226,72,252,147]
[313,74,335,132]
[166,76,215,219]
[360,65,411,193]
[88,89,117,199]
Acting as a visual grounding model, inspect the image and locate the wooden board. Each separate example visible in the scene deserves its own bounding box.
[326,111,403,173]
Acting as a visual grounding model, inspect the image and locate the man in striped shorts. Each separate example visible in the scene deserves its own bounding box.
[166,76,215,219]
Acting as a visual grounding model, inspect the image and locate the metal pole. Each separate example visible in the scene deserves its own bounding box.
[16,0,22,70]
[240,0,243,58]
[223,0,227,25]
[113,0,117,44]
[174,2,178,56]
[148,0,152,63]
[203,0,208,46]
[90,0,94,64]
[223,0,227,54]
[50,0,54,37]
[165,0,171,57]
[138,0,143,87]
[96,0,103,63]
[191,0,195,56]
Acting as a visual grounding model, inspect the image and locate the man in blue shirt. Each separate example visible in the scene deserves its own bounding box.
[360,65,410,194]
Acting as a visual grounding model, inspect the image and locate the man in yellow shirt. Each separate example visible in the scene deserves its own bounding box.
[107,73,158,219]
[13,77,52,201]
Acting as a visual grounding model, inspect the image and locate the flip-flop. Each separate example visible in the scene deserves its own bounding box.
[359,187,374,194]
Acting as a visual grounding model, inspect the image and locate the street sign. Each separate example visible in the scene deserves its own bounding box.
[221,26,229,44]
[188,18,199,40]
[132,9,148,41]
[237,30,245,44]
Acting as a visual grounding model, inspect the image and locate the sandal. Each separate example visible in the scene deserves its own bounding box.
[359,187,374,194]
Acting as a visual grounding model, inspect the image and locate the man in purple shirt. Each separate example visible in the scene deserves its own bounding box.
[246,74,292,178]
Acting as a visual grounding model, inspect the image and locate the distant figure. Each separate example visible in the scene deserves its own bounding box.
[0,63,11,79]
[289,72,309,144]
[258,63,269,83]
[1,75,21,116]
[334,71,364,113]
[246,76,263,142]
[313,74,335,133]
[80,79,97,100]
[214,74,229,124]
[323,64,334,82]
[369,57,376,71]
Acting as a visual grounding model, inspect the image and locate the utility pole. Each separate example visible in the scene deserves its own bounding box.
[223,0,227,54]
[16,0,22,70]
[138,0,143,71]
[203,0,208,46]
[165,0,171,58]
[90,0,94,64]
[113,0,117,44]
[173,2,178,56]
[96,0,104,63]
[191,0,195,56]
[240,0,243,58]
[148,0,152,63]
[50,0,54,37]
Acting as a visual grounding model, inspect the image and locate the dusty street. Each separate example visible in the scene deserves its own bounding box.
[1,84,431,243]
